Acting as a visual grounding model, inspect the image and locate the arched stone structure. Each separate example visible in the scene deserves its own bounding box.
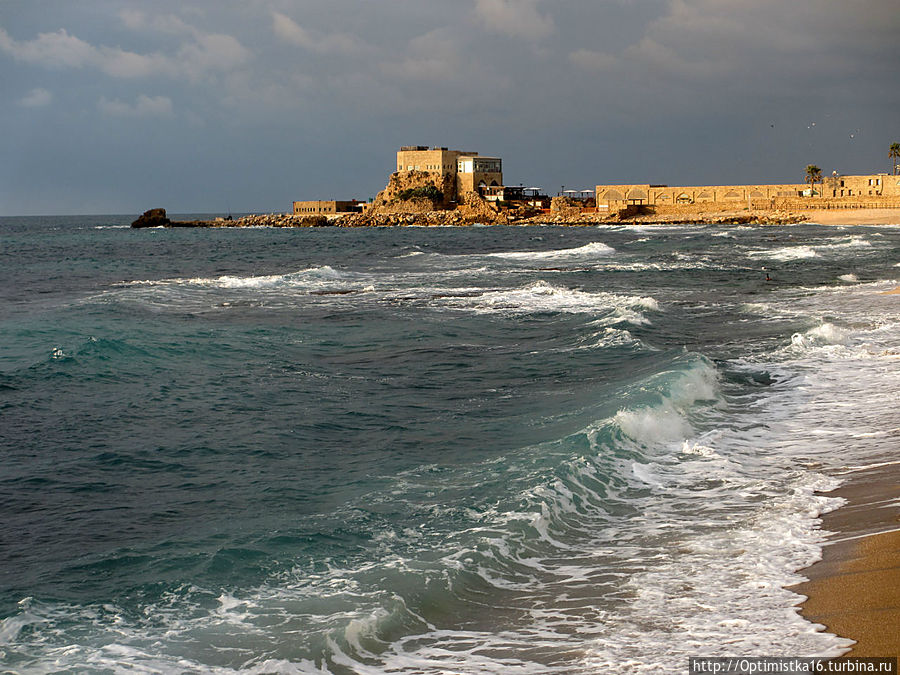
[626,188,648,201]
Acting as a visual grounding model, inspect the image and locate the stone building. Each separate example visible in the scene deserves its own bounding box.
[293,200,365,215]
[456,155,503,195]
[820,173,900,198]
[396,146,465,175]
[395,146,502,201]
[596,174,900,211]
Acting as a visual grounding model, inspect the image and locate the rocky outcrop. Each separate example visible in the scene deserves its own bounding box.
[367,170,455,214]
[236,214,328,227]
[132,210,328,228]
[549,196,583,216]
[337,206,507,227]
[131,208,171,228]
[132,206,809,229]
[456,190,504,223]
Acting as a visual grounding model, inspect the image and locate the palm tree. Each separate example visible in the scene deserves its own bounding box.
[890,142,900,175]
[805,164,822,196]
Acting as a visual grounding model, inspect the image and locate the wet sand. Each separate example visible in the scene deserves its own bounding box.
[791,462,900,657]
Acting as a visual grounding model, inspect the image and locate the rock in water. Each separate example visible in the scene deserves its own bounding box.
[131,208,171,228]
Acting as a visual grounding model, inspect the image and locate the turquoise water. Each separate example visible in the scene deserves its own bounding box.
[1,218,898,673]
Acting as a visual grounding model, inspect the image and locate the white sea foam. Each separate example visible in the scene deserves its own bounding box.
[748,236,873,262]
[487,241,616,260]
[838,273,858,282]
[444,280,659,322]
[827,236,872,249]
[748,245,820,261]
[126,266,351,290]
[613,359,719,447]
[790,323,852,350]
[194,266,348,289]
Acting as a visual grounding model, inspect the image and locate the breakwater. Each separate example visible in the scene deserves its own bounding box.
[132,207,809,229]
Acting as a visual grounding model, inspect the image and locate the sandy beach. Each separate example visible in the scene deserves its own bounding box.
[799,208,900,226]
[792,462,900,657]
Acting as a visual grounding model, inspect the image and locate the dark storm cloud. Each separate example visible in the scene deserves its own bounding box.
[0,0,897,214]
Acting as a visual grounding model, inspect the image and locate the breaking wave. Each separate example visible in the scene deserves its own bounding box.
[486,242,616,260]
[443,280,660,322]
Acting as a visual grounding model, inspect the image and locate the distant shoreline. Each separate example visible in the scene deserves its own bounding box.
[131,207,900,229]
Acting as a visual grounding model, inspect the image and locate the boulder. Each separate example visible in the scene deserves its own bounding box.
[131,208,171,228]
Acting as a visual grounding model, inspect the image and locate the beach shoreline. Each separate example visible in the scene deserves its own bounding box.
[791,462,900,657]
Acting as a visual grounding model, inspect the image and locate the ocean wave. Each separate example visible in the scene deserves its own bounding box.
[612,357,719,448]
[747,236,873,262]
[443,280,659,321]
[2,350,859,673]
[486,241,616,260]
[127,265,351,290]
[790,323,851,350]
[748,245,820,261]
[827,236,873,249]
[573,327,650,352]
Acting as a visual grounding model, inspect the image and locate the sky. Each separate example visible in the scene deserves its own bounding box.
[1,0,898,215]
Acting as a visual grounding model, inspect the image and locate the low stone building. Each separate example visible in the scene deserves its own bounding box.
[820,173,900,198]
[292,200,365,215]
[596,174,900,212]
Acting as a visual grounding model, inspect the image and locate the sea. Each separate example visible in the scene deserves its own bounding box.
[1,216,898,674]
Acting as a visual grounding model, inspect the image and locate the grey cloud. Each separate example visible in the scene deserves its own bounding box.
[1,0,897,215]
[271,11,364,56]
[474,0,555,40]
[18,87,53,107]
[98,94,174,117]
[0,21,250,81]
[382,29,463,82]
[568,49,617,72]
[118,9,193,36]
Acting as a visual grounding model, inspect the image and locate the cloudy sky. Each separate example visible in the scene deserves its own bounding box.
[2,1,898,215]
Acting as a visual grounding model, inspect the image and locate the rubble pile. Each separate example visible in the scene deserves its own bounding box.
[234,214,328,227]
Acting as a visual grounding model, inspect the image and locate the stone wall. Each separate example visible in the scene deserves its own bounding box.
[597,175,900,210]
[773,196,900,210]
